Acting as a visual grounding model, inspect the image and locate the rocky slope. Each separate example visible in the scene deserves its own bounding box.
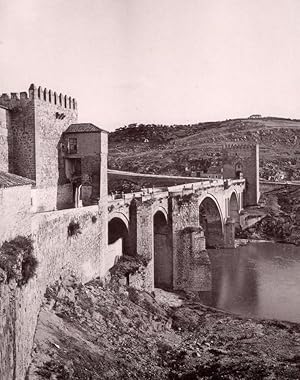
[28,262,300,379]
[109,117,300,180]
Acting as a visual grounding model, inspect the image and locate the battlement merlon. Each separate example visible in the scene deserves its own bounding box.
[0,84,77,110]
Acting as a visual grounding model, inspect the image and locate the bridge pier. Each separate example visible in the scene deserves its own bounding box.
[173,226,211,292]
[135,200,154,289]
[224,217,236,248]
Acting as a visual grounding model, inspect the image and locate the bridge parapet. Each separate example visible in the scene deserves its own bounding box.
[168,179,244,196]
[108,189,170,207]
[108,178,245,208]
[227,179,245,186]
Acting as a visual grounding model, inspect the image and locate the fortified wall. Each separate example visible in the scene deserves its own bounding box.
[0,202,108,379]
[0,85,109,380]
[0,106,10,172]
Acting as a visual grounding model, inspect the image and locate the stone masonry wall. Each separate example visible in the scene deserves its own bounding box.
[100,132,108,199]
[0,107,10,172]
[0,92,36,180]
[81,155,101,200]
[0,281,15,379]
[32,204,104,282]
[33,86,78,211]
[0,185,32,245]
[0,184,32,380]
[0,203,107,380]
[124,197,171,291]
[170,195,200,289]
[175,227,211,292]
[106,238,123,274]
[135,200,154,290]
[32,184,74,212]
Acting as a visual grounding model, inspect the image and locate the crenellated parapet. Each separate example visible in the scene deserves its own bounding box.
[0,90,31,109]
[29,84,77,110]
[0,84,77,110]
[222,143,259,161]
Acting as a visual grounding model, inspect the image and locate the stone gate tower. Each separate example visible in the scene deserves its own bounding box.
[222,143,260,206]
[0,83,110,213]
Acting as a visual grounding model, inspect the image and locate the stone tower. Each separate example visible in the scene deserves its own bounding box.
[0,84,78,211]
[222,143,260,206]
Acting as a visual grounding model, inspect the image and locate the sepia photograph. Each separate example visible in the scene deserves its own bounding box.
[0,0,300,379]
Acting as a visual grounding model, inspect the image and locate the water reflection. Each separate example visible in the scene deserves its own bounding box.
[202,243,300,323]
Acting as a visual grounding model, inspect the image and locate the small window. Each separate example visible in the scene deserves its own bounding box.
[68,138,78,154]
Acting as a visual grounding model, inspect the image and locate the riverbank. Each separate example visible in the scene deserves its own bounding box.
[235,238,273,247]
[28,270,300,379]
[238,213,300,246]
[238,186,300,246]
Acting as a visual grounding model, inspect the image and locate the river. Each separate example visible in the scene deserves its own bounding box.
[203,242,300,323]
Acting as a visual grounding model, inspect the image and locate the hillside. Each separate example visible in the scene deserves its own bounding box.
[109,117,300,181]
[28,267,300,379]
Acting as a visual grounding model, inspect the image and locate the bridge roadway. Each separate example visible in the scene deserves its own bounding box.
[107,177,245,291]
[260,179,300,194]
[107,169,214,188]
[108,168,211,182]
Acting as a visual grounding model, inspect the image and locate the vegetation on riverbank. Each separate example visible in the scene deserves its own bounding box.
[239,186,300,245]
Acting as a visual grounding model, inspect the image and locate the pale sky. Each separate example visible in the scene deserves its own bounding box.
[1,0,300,130]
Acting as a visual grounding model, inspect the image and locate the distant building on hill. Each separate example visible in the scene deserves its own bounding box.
[249,114,262,119]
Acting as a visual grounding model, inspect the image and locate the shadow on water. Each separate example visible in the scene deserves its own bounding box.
[198,242,300,323]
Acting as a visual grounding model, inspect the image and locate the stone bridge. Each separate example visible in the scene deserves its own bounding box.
[107,178,245,292]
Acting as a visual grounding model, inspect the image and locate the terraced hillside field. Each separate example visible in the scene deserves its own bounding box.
[109,117,300,181]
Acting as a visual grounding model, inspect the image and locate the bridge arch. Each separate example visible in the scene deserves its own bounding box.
[108,211,129,229]
[108,214,131,257]
[152,204,168,220]
[153,210,172,289]
[198,195,224,248]
[197,193,225,224]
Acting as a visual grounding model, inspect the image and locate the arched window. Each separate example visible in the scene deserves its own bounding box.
[235,162,243,179]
